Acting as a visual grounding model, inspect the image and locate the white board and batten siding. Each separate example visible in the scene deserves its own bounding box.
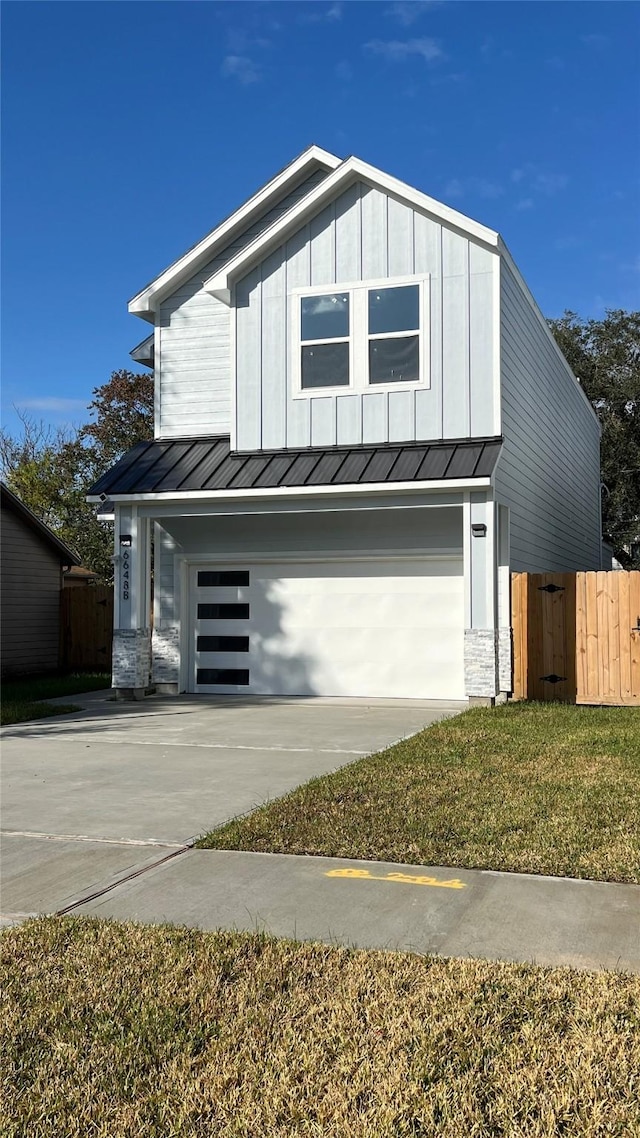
[494,258,602,572]
[156,167,329,439]
[235,181,498,452]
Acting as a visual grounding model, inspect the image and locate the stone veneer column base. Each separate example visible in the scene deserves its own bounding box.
[113,628,151,695]
[151,625,180,688]
[464,629,499,700]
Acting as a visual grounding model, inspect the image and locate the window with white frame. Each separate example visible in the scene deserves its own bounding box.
[295,278,426,395]
[300,292,350,389]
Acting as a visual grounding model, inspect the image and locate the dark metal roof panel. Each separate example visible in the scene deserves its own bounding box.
[178,438,230,490]
[416,446,455,481]
[89,435,502,497]
[446,442,484,479]
[474,440,503,478]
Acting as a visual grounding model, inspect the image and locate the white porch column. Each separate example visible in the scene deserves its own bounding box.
[112,504,151,699]
[497,504,512,697]
[463,491,499,704]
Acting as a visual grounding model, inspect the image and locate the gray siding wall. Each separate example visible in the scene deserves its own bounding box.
[156,168,329,439]
[235,182,498,451]
[1,507,62,676]
[494,260,601,572]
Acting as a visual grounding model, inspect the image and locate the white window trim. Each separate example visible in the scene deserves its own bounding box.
[291,273,431,399]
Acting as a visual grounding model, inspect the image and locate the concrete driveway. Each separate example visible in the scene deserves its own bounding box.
[1,692,463,922]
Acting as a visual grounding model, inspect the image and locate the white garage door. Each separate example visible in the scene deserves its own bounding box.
[188,559,464,700]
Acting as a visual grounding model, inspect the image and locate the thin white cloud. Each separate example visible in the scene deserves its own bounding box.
[335,60,353,82]
[18,398,87,414]
[443,176,504,200]
[443,178,464,199]
[581,33,609,49]
[364,37,444,64]
[221,55,261,85]
[514,198,534,212]
[510,164,568,196]
[386,1,441,27]
[299,3,342,23]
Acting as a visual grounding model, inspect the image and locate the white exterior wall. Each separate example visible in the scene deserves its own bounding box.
[494,258,601,572]
[155,167,329,439]
[235,182,498,451]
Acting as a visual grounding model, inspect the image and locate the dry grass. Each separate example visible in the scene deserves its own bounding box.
[2,917,639,1138]
[198,703,640,883]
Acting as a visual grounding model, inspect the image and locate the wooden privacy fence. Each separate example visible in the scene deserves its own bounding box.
[60,584,114,671]
[512,571,640,706]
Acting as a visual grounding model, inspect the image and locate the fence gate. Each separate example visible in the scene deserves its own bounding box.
[60,584,114,671]
[512,571,640,706]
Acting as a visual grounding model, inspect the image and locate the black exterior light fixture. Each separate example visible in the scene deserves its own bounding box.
[471,523,487,537]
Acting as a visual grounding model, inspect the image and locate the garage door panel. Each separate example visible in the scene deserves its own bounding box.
[190,558,464,699]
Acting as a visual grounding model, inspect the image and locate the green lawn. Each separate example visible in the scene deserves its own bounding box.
[2,917,638,1138]
[198,703,640,883]
[1,672,110,726]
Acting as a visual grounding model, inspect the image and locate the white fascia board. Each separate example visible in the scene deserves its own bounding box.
[204,156,500,303]
[87,476,492,506]
[497,238,601,431]
[128,145,341,318]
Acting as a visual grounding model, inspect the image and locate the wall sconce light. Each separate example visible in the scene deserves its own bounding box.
[471,523,487,537]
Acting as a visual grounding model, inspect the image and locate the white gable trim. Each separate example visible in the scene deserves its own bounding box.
[204,156,500,304]
[128,145,341,319]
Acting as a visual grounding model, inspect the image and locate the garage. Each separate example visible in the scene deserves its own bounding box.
[188,557,465,700]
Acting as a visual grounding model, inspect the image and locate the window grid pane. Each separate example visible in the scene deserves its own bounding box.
[368,285,419,335]
[301,342,350,389]
[369,335,420,384]
[301,293,349,341]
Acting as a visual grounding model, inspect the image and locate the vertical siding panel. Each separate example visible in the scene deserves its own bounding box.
[310,397,336,446]
[285,227,311,448]
[361,187,388,279]
[362,392,388,444]
[235,268,262,451]
[387,196,414,276]
[261,249,286,449]
[336,395,362,445]
[619,571,631,702]
[469,244,495,437]
[415,214,443,441]
[442,230,469,438]
[309,203,336,286]
[335,183,362,283]
[388,390,415,443]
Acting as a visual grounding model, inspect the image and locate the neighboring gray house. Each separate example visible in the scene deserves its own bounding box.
[1,483,79,677]
[89,146,602,703]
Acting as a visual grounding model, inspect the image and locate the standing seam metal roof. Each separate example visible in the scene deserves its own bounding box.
[88,436,502,498]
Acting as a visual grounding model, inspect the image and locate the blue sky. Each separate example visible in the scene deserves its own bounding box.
[2,0,639,435]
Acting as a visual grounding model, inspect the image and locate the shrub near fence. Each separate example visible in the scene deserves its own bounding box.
[60,584,114,672]
[512,571,640,706]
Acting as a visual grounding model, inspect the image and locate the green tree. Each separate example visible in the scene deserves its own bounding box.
[0,370,153,581]
[548,309,640,567]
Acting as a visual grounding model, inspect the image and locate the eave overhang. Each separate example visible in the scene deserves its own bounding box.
[128,145,341,321]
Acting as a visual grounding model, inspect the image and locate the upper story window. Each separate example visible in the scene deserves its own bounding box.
[301,293,350,389]
[294,277,428,396]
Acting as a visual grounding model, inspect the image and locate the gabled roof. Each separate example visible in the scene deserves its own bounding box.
[88,435,502,500]
[128,145,341,321]
[130,333,154,369]
[204,155,500,304]
[1,482,80,564]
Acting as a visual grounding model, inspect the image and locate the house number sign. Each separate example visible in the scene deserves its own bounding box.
[120,535,132,603]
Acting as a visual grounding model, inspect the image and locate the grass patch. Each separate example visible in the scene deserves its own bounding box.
[198,703,640,883]
[1,672,110,726]
[2,917,638,1138]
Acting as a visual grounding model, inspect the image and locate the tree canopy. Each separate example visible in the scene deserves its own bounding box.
[548,309,640,566]
[0,370,153,581]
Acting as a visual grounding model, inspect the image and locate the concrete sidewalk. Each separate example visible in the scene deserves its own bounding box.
[67,847,640,973]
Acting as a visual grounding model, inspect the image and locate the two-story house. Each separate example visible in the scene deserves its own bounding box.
[89,146,602,704]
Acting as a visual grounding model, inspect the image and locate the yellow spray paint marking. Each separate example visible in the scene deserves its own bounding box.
[325,868,467,889]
